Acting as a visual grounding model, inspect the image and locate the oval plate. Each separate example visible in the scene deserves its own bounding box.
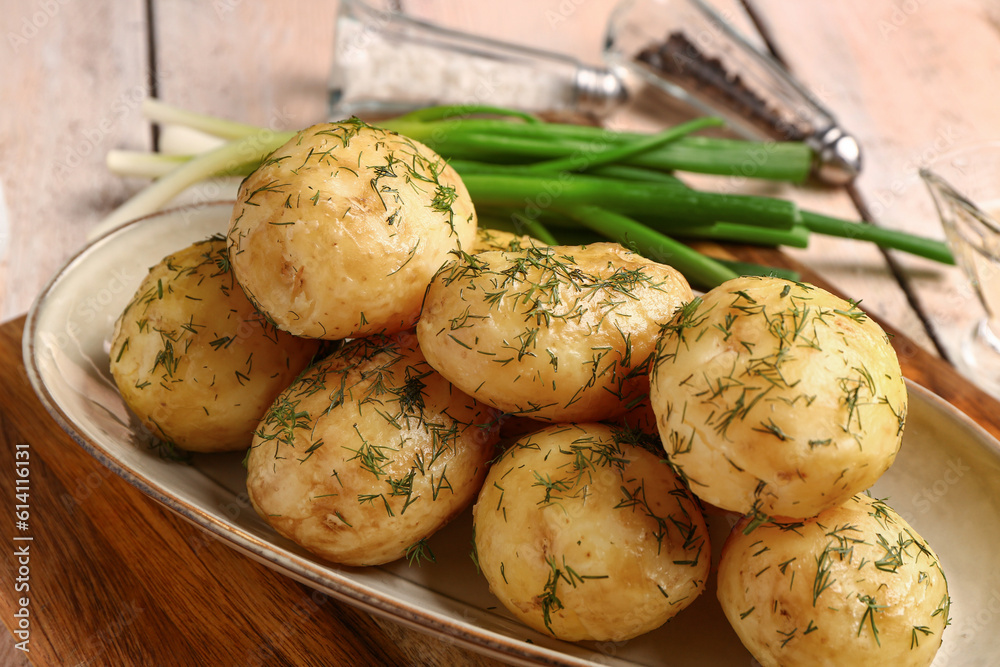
[23,202,1000,665]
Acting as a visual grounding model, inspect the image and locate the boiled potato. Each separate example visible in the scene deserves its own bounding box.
[473,423,710,642]
[246,331,499,566]
[718,493,950,666]
[649,276,906,520]
[109,237,320,453]
[227,119,477,339]
[418,242,692,423]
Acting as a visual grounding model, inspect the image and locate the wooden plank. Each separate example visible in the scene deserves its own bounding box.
[0,316,503,666]
[749,0,1000,370]
[403,0,619,61]
[151,1,340,131]
[0,0,151,322]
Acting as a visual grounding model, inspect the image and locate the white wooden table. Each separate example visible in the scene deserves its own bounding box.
[3,1,999,664]
[5,0,1000,371]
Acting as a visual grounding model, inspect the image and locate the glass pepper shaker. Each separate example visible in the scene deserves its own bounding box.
[604,0,862,184]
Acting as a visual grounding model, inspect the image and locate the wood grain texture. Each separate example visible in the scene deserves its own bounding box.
[0,317,503,666]
[752,0,1000,367]
[0,0,151,323]
[4,1,1000,661]
[710,0,939,355]
[152,1,340,132]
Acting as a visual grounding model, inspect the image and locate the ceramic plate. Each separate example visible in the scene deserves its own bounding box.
[23,202,1000,665]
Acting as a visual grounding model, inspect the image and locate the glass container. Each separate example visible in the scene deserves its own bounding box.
[604,0,861,184]
[329,0,625,119]
[921,143,1000,398]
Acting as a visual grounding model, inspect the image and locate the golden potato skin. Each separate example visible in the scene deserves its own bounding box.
[473,423,710,642]
[227,119,477,339]
[650,276,906,520]
[718,494,950,666]
[418,243,693,423]
[246,331,499,567]
[109,237,320,453]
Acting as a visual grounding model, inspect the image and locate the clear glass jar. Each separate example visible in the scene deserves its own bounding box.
[604,0,861,183]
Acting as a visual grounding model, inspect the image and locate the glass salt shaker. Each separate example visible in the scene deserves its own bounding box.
[329,0,626,120]
[604,0,862,184]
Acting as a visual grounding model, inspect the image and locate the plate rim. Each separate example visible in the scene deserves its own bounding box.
[22,202,1000,666]
[20,202,621,667]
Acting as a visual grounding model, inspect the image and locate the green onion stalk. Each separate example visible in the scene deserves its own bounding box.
[95,100,953,289]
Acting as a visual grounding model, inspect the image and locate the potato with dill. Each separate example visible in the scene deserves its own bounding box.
[649,276,906,521]
[227,118,477,340]
[417,242,692,423]
[246,331,499,567]
[473,422,710,642]
[717,493,950,666]
[109,236,320,453]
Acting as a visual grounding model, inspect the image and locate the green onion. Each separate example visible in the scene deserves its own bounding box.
[660,221,811,248]
[89,129,293,241]
[459,172,800,230]
[519,117,724,175]
[563,205,739,290]
[142,97,267,140]
[106,150,192,179]
[387,103,541,125]
[801,210,953,265]
[509,213,559,245]
[384,117,814,183]
[94,100,954,289]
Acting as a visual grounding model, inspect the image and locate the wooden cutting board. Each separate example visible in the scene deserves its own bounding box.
[0,315,504,666]
[1,246,996,666]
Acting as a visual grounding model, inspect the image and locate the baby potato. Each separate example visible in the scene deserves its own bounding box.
[246,331,499,567]
[649,276,906,520]
[417,243,692,423]
[473,423,710,642]
[227,119,477,340]
[718,493,950,666]
[109,237,320,453]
